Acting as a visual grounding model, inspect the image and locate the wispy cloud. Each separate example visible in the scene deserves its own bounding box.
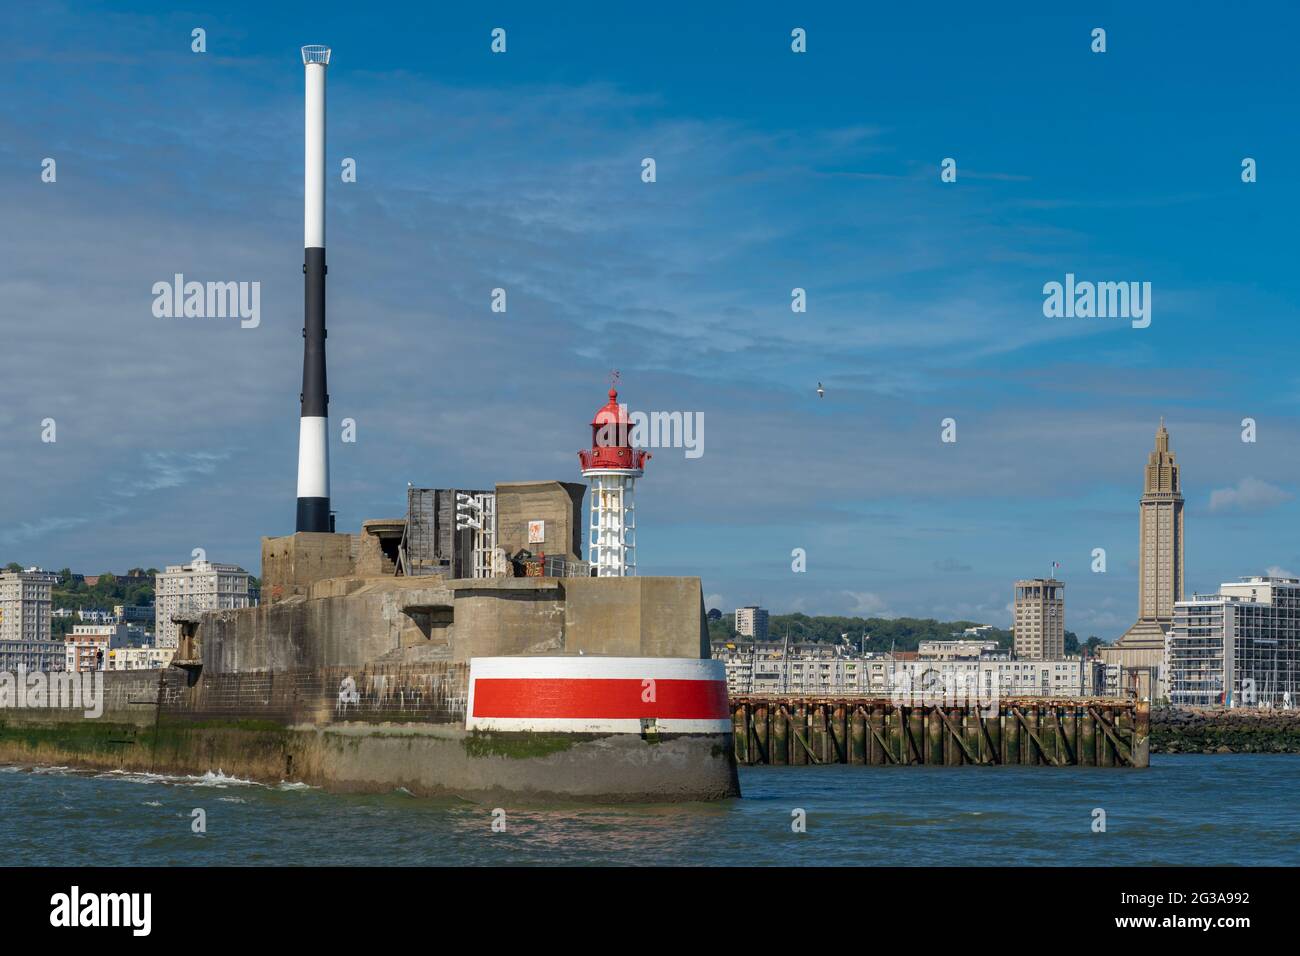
[1209,477,1293,513]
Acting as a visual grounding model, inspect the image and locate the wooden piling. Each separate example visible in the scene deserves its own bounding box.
[1005,709,1020,765]
[850,706,866,765]
[728,697,1144,767]
[772,704,788,765]
[1079,707,1095,767]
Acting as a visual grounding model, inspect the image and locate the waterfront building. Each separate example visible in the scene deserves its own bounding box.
[1013,578,1065,660]
[1102,420,1185,699]
[154,560,251,648]
[713,640,754,695]
[889,656,1091,699]
[713,639,862,695]
[917,639,1004,661]
[712,639,1098,698]
[734,606,770,641]
[1168,577,1300,709]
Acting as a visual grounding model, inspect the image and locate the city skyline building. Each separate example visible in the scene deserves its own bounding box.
[735,606,770,641]
[1102,420,1185,699]
[1168,576,1300,709]
[0,568,59,643]
[1013,578,1065,660]
[154,560,251,648]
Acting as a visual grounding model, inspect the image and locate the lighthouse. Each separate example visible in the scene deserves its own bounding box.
[578,386,650,576]
[296,44,332,533]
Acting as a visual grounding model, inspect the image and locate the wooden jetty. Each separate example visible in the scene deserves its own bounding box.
[729,696,1149,768]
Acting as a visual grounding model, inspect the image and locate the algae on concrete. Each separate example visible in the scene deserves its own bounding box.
[461,730,577,760]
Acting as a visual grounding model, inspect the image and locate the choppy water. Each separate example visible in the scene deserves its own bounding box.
[1,755,1295,866]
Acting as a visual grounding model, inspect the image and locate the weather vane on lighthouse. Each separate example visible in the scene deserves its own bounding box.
[579,376,649,576]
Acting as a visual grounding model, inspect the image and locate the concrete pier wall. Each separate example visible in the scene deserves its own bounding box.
[198,573,710,673]
[0,591,739,800]
[0,668,738,801]
[0,531,735,801]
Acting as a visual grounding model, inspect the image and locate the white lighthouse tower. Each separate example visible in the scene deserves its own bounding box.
[578,383,650,577]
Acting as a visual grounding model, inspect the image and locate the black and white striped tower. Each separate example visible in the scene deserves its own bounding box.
[296,44,331,532]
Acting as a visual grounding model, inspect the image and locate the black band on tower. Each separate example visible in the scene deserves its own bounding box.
[296,497,331,533]
[302,247,328,418]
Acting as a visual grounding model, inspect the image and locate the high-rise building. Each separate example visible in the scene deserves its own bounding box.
[735,606,770,640]
[1168,577,1300,709]
[1101,420,1185,698]
[1135,418,1185,624]
[0,568,59,643]
[1013,579,1065,660]
[154,561,251,648]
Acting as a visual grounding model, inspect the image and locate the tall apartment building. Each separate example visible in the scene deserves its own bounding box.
[735,606,770,640]
[1168,577,1300,709]
[0,568,59,642]
[154,560,251,648]
[1013,578,1065,660]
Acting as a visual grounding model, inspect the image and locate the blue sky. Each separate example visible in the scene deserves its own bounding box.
[2,1,1298,639]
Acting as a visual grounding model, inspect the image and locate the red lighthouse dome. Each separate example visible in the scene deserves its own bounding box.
[579,387,650,474]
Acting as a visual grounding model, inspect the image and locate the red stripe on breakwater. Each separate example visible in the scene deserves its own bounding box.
[472,678,729,719]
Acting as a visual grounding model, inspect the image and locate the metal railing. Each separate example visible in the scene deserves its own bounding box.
[542,556,592,578]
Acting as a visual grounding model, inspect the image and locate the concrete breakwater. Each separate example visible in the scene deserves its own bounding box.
[730,696,1149,767]
[0,664,739,802]
[0,529,743,802]
[1151,706,1300,754]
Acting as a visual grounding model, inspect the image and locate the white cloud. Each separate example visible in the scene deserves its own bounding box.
[1208,477,1293,513]
[843,590,892,616]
